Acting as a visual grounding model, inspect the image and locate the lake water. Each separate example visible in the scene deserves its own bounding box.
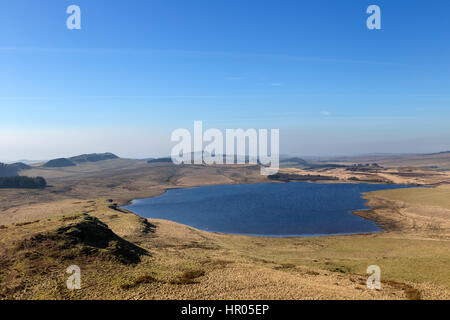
[124,182,411,237]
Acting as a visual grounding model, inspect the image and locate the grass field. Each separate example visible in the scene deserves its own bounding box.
[1,197,449,299]
[1,161,450,299]
[316,152,450,170]
[373,185,450,209]
[20,159,145,180]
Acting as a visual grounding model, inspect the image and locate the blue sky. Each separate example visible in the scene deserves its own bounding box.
[1,0,450,160]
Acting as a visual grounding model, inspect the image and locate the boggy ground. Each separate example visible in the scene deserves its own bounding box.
[1,161,450,300]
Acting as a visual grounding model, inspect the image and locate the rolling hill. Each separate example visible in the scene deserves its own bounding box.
[315,151,450,170]
[42,153,119,168]
[69,152,119,163]
[0,162,31,176]
[42,158,77,168]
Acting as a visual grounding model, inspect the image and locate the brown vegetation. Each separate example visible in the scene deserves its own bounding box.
[1,158,450,299]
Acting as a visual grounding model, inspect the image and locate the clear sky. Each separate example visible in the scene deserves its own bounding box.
[1,0,449,160]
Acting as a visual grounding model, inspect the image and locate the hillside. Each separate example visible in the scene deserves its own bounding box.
[147,157,173,164]
[0,163,17,177]
[1,161,450,299]
[280,157,348,170]
[0,162,31,177]
[42,158,76,168]
[0,176,47,189]
[41,153,119,169]
[1,198,449,299]
[316,151,450,170]
[69,152,119,163]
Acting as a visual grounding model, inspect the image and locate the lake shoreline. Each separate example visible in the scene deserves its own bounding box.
[122,181,411,238]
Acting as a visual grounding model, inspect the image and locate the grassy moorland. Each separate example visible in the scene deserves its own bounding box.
[373,186,450,209]
[1,198,449,300]
[314,151,450,170]
[1,158,450,300]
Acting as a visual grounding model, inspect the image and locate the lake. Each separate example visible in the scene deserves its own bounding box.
[124,182,411,237]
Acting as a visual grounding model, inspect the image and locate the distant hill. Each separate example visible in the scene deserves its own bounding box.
[42,153,119,168]
[425,151,450,156]
[12,160,45,165]
[147,157,173,164]
[0,176,47,189]
[0,162,31,176]
[43,158,77,168]
[280,157,347,170]
[280,157,310,169]
[0,163,18,176]
[318,150,450,170]
[69,152,119,163]
[8,162,32,171]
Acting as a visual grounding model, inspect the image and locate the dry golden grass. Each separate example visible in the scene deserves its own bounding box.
[373,185,450,209]
[1,198,449,300]
[356,186,450,240]
[317,152,450,170]
[20,159,145,180]
[1,163,450,300]
[278,167,450,186]
[0,163,268,213]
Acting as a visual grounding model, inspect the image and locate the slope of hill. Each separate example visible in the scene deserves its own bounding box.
[147,157,173,163]
[315,151,450,170]
[0,162,31,176]
[21,158,145,180]
[280,157,348,170]
[1,198,449,299]
[41,153,119,169]
[0,163,18,177]
[42,158,77,168]
[279,157,310,169]
[0,176,47,189]
[69,152,119,163]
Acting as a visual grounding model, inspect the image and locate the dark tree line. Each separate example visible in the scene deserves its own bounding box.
[0,176,47,189]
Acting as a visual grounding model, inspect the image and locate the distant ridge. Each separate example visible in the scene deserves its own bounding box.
[0,163,18,176]
[43,158,77,168]
[147,157,173,164]
[42,153,119,168]
[69,152,119,163]
[280,157,347,169]
[0,162,31,176]
[425,150,450,155]
[0,176,47,189]
[280,157,310,168]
